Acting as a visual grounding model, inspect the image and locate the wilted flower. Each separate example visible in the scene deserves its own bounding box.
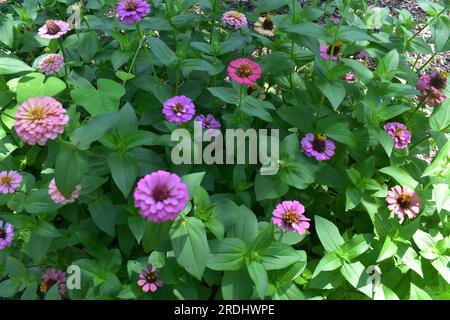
[48,178,81,205]
[301,133,335,161]
[426,87,446,106]
[272,200,310,235]
[39,54,64,75]
[137,264,163,293]
[386,186,421,223]
[383,122,411,149]
[0,220,14,250]
[222,11,247,29]
[416,70,447,106]
[195,114,221,129]
[117,0,151,24]
[320,41,341,60]
[0,171,22,194]
[227,58,262,86]
[14,97,69,146]
[162,96,196,125]
[133,170,189,223]
[254,15,276,37]
[39,268,67,297]
[38,20,70,39]
[341,72,355,83]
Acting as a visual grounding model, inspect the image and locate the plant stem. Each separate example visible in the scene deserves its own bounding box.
[57,39,69,78]
[239,84,245,106]
[405,6,448,47]
[416,53,437,73]
[409,135,430,150]
[136,24,159,82]
[406,96,427,124]
[313,95,325,130]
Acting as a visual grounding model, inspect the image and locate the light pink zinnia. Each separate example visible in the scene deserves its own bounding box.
[137,264,163,293]
[14,97,69,146]
[227,58,262,86]
[340,72,355,83]
[48,178,81,205]
[272,200,310,235]
[386,186,421,223]
[38,20,70,39]
[0,171,22,194]
[222,11,247,29]
[39,54,64,75]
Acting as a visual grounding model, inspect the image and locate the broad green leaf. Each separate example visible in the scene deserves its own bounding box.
[379,166,419,189]
[55,142,88,198]
[317,81,346,110]
[222,269,253,300]
[312,252,342,277]
[0,15,15,48]
[258,242,301,270]
[315,216,345,252]
[370,128,394,156]
[0,57,33,75]
[142,221,172,252]
[88,196,116,237]
[207,87,239,104]
[108,152,138,198]
[377,236,398,262]
[409,283,432,300]
[340,261,373,298]
[246,260,268,299]
[146,36,178,66]
[181,172,205,200]
[16,73,66,103]
[207,238,247,271]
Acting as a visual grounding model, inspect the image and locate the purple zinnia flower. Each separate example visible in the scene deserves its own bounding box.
[320,41,341,60]
[117,0,150,25]
[39,268,67,296]
[39,54,64,75]
[38,20,70,39]
[340,72,355,83]
[0,170,22,194]
[0,220,14,250]
[137,264,163,293]
[222,11,247,29]
[133,170,190,223]
[162,95,196,125]
[301,133,335,161]
[356,50,367,60]
[195,114,221,129]
[383,122,411,149]
[272,200,310,235]
[386,186,421,223]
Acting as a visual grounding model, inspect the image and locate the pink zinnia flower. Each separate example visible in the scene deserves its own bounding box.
[0,171,22,194]
[222,11,247,29]
[162,95,196,125]
[426,87,446,106]
[117,0,151,25]
[320,42,341,60]
[39,54,64,75]
[48,178,81,205]
[137,264,163,293]
[356,50,367,60]
[195,114,221,129]
[341,72,355,83]
[383,122,411,149]
[14,97,69,146]
[39,268,67,296]
[272,200,310,234]
[300,133,335,161]
[386,186,421,223]
[0,220,14,250]
[416,71,447,106]
[133,170,189,223]
[227,58,262,86]
[38,20,70,39]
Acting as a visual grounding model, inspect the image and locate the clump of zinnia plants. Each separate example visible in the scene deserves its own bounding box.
[0,0,448,300]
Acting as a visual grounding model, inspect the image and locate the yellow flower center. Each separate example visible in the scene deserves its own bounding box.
[397,193,412,209]
[125,0,137,10]
[27,106,47,120]
[282,210,299,226]
[236,62,253,77]
[0,175,12,186]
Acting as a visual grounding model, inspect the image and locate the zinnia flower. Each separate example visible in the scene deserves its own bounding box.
[39,268,67,296]
[137,264,163,293]
[426,87,446,106]
[254,15,277,37]
[386,186,421,223]
[272,200,310,235]
[341,72,355,83]
[356,50,367,60]
[117,0,151,25]
[301,133,335,161]
[0,171,22,194]
[0,220,14,250]
[14,97,69,146]
[320,41,341,60]
[195,114,221,129]
[133,170,189,223]
[416,70,447,106]
[383,122,411,149]
[162,95,196,125]
[222,11,247,29]
[48,178,81,205]
[39,54,64,75]
[38,20,70,39]
[227,58,262,86]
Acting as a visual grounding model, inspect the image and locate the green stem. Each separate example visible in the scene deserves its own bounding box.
[409,135,430,150]
[239,84,245,106]
[405,6,448,47]
[313,95,325,130]
[290,41,295,89]
[57,39,69,78]
[123,35,145,86]
[406,96,428,124]
[416,53,437,73]
[291,0,296,21]
[136,24,159,82]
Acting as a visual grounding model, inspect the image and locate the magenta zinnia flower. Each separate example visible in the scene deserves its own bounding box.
[320,42,341,60]
[301,133,335,161]
[39,268,67,296]
[0,171,22,194]
[48,178,81,205]
[426,87,446,106]
[272,200,310,235]
[416,71,447,106]
[14,97,69,146]
[383,122,411,149]
[386,186,421,223]
[137,264,163,293]
[134,170,189,223]
[162,95,196,125]
[195,114,221,129]
[356,50,367,60]
[227,58,262,86]
[117,0,150,25]
[39,54,64,75]
[222,11,247,29]
[0,220,14,250]
[38,20,70,39]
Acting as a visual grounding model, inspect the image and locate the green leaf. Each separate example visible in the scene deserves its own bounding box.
[340,262,373,298]
[432,16,450,52]
[181,172,205,200]
[207,87,239,104]
[88,196,116,237]
[0,57,33,75]
[55,142,87,198]
[115,70,135,81]
[337,26,375,41]
[246,260,268,299]
[127,216,146,244]
[24,190,61,214]
[315,216,345,252]
[322,122,355,147]
[227,205,259,245]
[409,283,432,300]
[16,73,66,103]
[108,152,138,198]
[170,217,210,280]
[207,238,247,271]
[377,236,398,262]
[44,284,61,300]
[222,269,253,299]
[341,58,373,80]
[0,15,15,48]
[255,174,289,201]
[240,96,273,122]
[0,279,21,298]
[312,252,342,277]
[432,256,450,283]
[141,221,172,252]
[258,242,300,270]
[370,128,394,156]
[146,36,178,66]
[379,166,419,189]
[374,50,399,80]
[283,22,327,38]
[71,79,126,116]
[317,81,346,110]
